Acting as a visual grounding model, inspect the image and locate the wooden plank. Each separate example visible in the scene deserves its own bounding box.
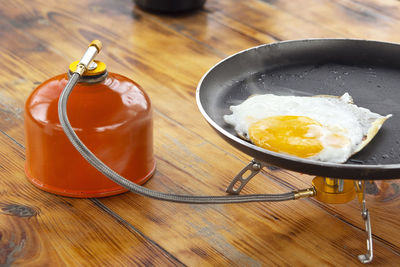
[128,0,347,54]
[351,0,400,19]
[0,133,183,265]
[204,0,346,39]
[0,0,400,265]
[134,7,278,56]
[246,0,400,42]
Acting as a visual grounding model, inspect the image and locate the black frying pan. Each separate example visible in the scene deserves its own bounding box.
[196,39,400,180]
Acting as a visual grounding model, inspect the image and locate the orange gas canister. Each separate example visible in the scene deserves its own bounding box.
[24,60,155,198]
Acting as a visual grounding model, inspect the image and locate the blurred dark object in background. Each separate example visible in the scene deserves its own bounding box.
[134,0,206,13]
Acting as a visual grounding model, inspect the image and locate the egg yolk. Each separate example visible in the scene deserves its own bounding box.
[248,115,324,158]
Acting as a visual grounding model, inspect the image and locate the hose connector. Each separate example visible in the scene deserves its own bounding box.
[293,187,316,199]
[75,40,103,75]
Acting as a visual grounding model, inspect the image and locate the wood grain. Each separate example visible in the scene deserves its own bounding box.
[0,134,183,265]
[1,0,400,265]
[240,0,400,41]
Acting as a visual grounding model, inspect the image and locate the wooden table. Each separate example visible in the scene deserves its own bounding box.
[1,0,400,265]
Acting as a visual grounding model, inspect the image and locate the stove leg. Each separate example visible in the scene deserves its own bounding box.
[356,181,374,264]
[226,159,265,195]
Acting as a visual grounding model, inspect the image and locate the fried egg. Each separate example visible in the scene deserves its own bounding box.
[224,93,391,163]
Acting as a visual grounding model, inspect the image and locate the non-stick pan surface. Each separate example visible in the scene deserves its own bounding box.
[196,39,400,179]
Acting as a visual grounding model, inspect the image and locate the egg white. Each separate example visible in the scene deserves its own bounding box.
[224,93,392,163]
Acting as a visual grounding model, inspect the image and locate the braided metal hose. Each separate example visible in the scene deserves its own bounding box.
[58,72,299,203]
